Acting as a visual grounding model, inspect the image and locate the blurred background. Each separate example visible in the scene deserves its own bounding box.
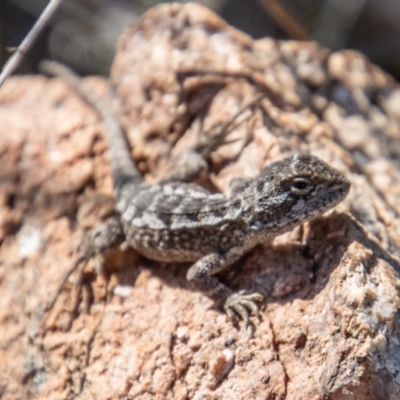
[2,0,400,80]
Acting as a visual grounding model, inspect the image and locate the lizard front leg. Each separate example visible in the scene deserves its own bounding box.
[186,251,263,327]
[160,94,265,184]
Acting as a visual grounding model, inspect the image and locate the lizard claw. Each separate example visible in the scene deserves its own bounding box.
[224,290,264,328]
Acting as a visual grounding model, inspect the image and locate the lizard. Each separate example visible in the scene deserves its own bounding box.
[41,61,351,328]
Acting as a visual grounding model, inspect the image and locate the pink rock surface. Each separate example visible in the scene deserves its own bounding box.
[1,3,400,399]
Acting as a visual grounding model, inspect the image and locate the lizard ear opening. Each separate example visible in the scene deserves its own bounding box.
[290,177,314,195]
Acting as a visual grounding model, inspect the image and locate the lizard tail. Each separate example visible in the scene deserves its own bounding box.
[40,60,143,192]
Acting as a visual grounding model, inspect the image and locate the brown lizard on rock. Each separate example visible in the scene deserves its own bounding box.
[41,61,350,328]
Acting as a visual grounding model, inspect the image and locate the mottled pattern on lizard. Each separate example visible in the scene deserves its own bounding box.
[41,61,351,327]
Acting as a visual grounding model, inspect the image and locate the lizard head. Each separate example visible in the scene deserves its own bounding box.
[243,154,350,233]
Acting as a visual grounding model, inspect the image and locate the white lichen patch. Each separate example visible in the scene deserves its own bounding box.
[17,225,42,258]
[114,285,133,298]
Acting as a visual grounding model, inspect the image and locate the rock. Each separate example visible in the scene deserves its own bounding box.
[1,3,400,399]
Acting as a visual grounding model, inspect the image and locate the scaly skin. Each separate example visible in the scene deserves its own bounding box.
[42,61,350,327]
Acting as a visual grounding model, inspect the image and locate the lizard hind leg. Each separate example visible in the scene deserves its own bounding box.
[44,216,125,327]
[46,254,89,314]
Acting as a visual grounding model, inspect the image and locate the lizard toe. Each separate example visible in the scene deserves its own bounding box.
[224,291,264,327]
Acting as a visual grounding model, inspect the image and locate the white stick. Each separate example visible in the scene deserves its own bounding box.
[0,0,62,88]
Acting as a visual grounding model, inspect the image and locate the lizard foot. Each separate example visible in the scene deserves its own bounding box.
[224,290,264,328]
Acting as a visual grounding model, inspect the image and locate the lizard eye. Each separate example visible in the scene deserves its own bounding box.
[291,177,313,195]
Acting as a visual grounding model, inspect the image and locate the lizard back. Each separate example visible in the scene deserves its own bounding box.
[117,181,253,262]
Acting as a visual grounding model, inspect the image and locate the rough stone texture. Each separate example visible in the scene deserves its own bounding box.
[1,3,400,400]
